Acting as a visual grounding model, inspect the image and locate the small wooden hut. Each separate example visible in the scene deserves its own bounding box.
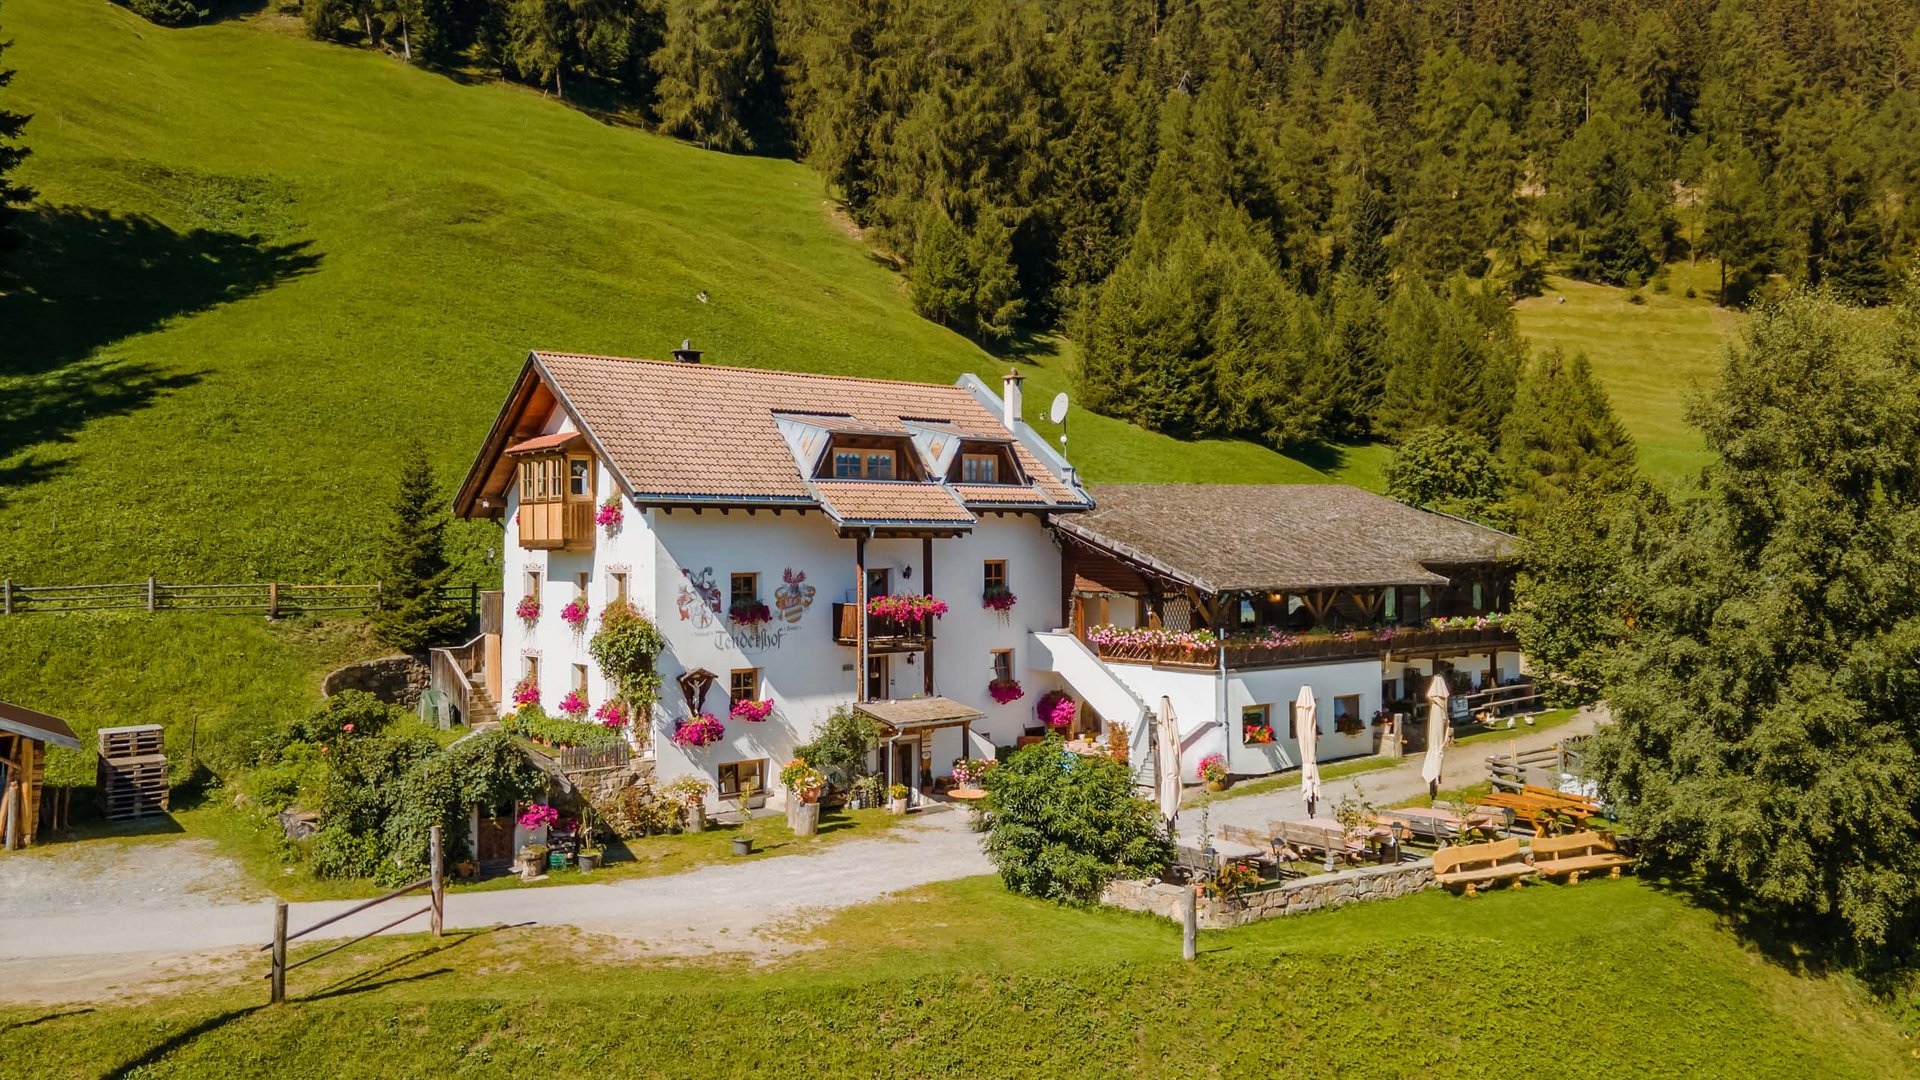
[0,699,81,849]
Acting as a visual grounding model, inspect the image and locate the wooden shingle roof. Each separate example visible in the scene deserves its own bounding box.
[1058,485,1519,594]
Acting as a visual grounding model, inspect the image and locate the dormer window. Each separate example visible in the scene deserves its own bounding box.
[834,448,897,479]
[947,441,1019,485]
[961,453,998,484]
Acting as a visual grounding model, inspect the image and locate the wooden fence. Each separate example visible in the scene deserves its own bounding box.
[0,579,479,618]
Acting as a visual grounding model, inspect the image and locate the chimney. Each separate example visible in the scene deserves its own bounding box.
[1001,367,1026,430]
[672,339,702,364]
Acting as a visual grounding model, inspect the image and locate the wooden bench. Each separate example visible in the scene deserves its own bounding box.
[1433,837,1535,896]
[1271,819,1368,865]
[1476,791,1591,835]
[1528,830,1632,884]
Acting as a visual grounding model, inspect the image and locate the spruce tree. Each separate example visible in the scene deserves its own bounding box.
[651,0,778,151]
[0,12,31,261]
[1593,285,1920,960]
[1338,179,1392,297]
[1809,169,1892,306]
[1383,426,1505,525]
[1498,348,1638,531]
[372,441,464,653]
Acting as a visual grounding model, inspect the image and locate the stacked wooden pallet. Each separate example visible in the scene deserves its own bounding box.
[97,725,168,821]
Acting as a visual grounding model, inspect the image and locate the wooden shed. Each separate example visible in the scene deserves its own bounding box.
[0,699,82,850]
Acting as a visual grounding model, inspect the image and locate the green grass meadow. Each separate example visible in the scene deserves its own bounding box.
[0,875,1910,1078]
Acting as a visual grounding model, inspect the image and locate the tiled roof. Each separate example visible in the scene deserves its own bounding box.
[953,483,1048,505]
[504,431,581,455]
[813,480,977,526]
[527,352,1089,509]
[1060,485,1520,594]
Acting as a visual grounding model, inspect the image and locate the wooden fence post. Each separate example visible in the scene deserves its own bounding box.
[267,583,280,620]
[429,824,444,937]
[2,578,10,616]
[146,576,157,613]
[271,901,288,1004]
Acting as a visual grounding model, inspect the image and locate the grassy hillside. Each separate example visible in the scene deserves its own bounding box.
[2,876,1910,1077]
[0,0,1325,589]
[1515,273,1742,485]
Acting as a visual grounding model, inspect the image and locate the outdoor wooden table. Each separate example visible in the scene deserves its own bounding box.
[947,786,987,801]
[1063,738,1105,756]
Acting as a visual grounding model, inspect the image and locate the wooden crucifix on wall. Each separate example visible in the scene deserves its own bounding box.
[678,668,718,715]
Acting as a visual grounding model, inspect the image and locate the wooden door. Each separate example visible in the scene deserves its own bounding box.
[476,813,514,865]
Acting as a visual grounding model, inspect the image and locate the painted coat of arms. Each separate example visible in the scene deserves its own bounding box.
[775,568,816,624]
[676,567,722,628]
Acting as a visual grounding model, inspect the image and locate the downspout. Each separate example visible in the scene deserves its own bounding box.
[1216,628,1229,774]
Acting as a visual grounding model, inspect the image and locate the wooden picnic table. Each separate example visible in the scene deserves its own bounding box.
[1379,806,1504,842]
[946,786,987,801]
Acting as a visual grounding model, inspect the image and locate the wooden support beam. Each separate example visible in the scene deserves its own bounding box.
[922,536,935,697]
[855,535,868,703]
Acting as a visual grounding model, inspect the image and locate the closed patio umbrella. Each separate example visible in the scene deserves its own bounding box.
[1422,675,1450,797]
[1295,685,1321,817]
[1156,697,1183,824]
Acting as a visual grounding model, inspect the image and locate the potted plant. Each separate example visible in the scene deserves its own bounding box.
[731,778,759,855]
[558,689,589,720]
[561,597,590,631]
[730,697,774,722]
[982,586,1017,614]
[849,774,883,810]
[866,594,949,622]
[1198,753,1228,792]
[517,843,549,881]
[1206,860,1261,900]
[988,676,1025,704]
[729,599,773,627]
[595,699,629,728]
[1035,689,1076,730]
[595,495,623,534]
[667,775,712,832]
[670,712,726,748]
[887,783,909,814]
[515,594,541,625]
[511,677,540,710]
[1243,721,1275,745]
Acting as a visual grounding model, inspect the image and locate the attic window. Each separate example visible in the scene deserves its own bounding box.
[831,448,897,480]
[948,442,1018,485]
[961,454,998,483]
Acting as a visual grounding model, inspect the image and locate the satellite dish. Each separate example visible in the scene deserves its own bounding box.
[1048,392,1070,425]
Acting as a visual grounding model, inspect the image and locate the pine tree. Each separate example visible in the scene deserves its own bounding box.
[503,0,569,98]
[651,0,778,151]
[908,211,972,331]
[1375,277,1524,447]
[1498,348,1639,531]
[1809,168,1892,305]
[1593,284,1920,959]
[372,441,465,653]
[1699,139,1774,305]
[1398,45,1524,281]
[1338,178,1392,297]
[0,10,32,260]
[1383,425,1505,525]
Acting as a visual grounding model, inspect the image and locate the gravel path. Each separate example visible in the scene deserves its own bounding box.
[1188,707,1604,836]
[0,811,991,1002]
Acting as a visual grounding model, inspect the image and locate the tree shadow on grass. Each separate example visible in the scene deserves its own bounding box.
[0,205,319,504]
[102,1004,267,1079]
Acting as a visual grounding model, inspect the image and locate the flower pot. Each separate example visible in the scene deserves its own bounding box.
[1206,780,1224,792]
[731,837,755,856]
[792,801,820,838]
[888,797,908,815]
[577,852,600,872]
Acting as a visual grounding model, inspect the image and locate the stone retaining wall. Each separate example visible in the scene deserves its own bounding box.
[1102,858,1436,928]
[321,654,430,709]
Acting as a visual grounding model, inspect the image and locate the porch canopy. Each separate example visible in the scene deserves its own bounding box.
[856,696,986,734]
[0,699,82,750]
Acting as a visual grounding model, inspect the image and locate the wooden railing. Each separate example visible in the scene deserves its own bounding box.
[830,602,930,647]
[517,499,595,551]
[428,634,486,728]
[262,825,445,1004]
[0,579,479,618]
[556,742,632,772]
[1091,625,1518,671]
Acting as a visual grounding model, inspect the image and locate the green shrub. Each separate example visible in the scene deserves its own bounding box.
[980,737,1173,903]
[794,705,879,795]
[503,705,620,748]
[310,823,383,879]
[589,601,666,713]
[122,0,205,26]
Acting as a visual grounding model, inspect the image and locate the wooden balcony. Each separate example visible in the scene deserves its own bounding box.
[517,499,595,551]
[1091,625,1518,671]
[831,602,930,651]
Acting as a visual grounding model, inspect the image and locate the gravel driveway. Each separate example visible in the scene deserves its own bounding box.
[0,811,991,1003]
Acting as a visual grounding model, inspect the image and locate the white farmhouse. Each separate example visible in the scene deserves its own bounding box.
[453,347,1093,810]
[452,347,1527,811]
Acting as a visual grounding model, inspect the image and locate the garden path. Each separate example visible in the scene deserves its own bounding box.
[0,810,990,1002]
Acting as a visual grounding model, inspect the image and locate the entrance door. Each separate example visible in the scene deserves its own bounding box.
[476,809,514,867]
[892,741,917,802]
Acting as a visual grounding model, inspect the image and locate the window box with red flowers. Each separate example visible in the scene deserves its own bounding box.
[595,496,624,534]
[865,594,949,621]
[511,677,540,709]
[558,690,589,720]
[988,677,1025,705]
[594,699,629,728]
[515,595,541,625]
[729,601,773,627]
[730,698,773,722]
[982,586,1017,614]
[1242,722,1275,745]
[671,713,726,749]
[561,598,590,631]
